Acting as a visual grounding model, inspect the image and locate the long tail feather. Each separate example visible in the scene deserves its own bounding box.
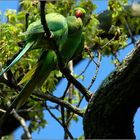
[10,50,56,110]
[0,41,34,77]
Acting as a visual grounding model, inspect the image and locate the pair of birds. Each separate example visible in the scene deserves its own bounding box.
[0,7,86,110]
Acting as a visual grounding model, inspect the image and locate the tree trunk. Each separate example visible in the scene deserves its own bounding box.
[83,42,140,139]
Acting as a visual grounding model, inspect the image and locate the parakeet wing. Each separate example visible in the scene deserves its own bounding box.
[26,13,68,49]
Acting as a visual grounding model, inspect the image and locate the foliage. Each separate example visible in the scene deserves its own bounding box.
[1,0,140,139]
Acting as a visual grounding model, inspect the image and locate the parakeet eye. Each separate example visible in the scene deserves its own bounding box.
[75,10,84,18]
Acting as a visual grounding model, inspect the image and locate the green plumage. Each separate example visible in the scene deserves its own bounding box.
[1,8,86,110]
[26,13,68,49]
[0,13,68,76]
[16,50,57,109]
[60,16,83,61]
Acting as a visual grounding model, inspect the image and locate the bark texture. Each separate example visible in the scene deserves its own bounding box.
[83,42,140,139]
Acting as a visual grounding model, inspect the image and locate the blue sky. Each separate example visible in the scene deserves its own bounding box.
[0,0,140,139]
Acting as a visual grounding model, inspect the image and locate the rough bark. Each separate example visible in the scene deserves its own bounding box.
[83,42,140,139]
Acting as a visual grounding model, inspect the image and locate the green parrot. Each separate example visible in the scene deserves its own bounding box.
[0,13,68,77]
[3,7,86,110]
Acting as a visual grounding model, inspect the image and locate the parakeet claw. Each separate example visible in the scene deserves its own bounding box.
[44,31,54,38]
[50,31,54,38]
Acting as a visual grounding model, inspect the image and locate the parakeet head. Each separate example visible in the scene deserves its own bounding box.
[73,7,86,20]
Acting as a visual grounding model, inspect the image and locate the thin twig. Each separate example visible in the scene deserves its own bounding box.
[65,61,74,139]
[76,59,92,78]
[127,41,133,47]
[122,17,136,44]
[76,45,94,78]
[18,105,59,113]
[101,36,115,49]
[61,106,66,135]
[60,82,71,138]
[59,66,91,101]
[88,51,102,90]
[45,103,74,139]
[60,82,71,99]
[66,95,84,125]
[12,109,32,140]
[0,108,31,139]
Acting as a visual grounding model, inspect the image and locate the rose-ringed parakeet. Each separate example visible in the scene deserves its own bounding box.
[2,7,86,110]
[0,13,68,77]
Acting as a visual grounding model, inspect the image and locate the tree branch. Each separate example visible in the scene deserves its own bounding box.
[40,1,51,38]
[88,51,102,90]
[39,1,91,102]
[12,109,32,140]
[33,92,84,117]
[0,109,31,139]
[64,61,74,139]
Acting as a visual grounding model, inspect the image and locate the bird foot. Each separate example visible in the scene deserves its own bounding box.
[49,31,54,38]
[44,31,54,39]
